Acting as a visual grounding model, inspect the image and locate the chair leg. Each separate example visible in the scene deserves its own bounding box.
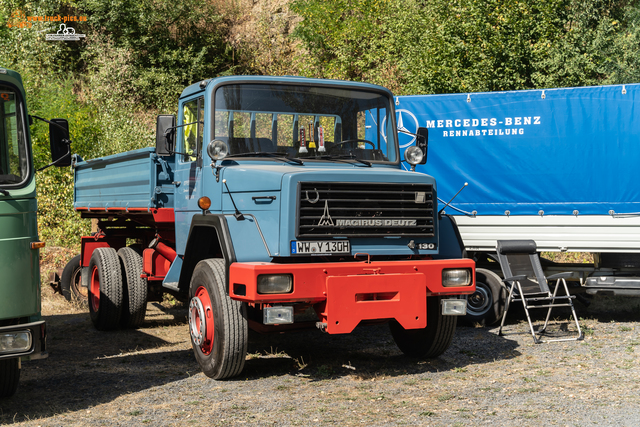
[498,281,516,336]
[518,281,542,344]
[541,280,561,333]
[562,278,584,341]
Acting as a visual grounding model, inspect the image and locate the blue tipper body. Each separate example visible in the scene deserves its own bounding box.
[396,84,640,216]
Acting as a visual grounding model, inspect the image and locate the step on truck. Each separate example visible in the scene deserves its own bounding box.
[397,83,640,324]
[0,67,71,397]
[72,76,475,379]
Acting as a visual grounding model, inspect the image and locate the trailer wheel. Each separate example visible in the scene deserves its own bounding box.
[88,248,123,330]
[188,259,247,379]
[118,247,147,328]
[0,358,20,398]
[60,254,88,306]
[390,295,457,358]
[465,269,505,325]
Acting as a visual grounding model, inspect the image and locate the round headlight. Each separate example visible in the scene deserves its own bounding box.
[207,139,228,160]
[404,146,424,165]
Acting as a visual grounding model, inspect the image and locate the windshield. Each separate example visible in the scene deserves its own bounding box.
[0,84,29,186]
[213,83,398,163]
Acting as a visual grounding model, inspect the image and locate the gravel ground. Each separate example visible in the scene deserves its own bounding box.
[2,287,640,427]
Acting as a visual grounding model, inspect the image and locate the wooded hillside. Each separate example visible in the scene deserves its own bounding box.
[2,0,639,246]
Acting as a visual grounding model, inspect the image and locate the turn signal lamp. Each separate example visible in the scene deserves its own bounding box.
[31,241,46,249]
[198,197,211,210]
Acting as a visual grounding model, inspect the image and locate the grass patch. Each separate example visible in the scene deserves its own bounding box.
[437,393,455,402]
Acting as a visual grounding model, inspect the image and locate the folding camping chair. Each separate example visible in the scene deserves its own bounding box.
[496,240,583,343]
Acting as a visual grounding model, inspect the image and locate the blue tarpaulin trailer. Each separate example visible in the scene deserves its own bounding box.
[396,84,640,323]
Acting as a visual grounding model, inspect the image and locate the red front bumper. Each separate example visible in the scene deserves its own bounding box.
[229,259,475,334]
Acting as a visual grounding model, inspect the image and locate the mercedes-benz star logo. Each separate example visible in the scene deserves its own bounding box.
[395,109,419,149]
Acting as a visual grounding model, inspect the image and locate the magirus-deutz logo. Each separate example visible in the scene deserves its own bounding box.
[317,201,418,227]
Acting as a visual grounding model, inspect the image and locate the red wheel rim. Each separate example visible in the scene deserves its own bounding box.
[90,266,100,312]
[194,286,214,355]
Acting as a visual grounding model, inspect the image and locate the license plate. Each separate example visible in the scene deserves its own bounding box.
[291,240,351,255]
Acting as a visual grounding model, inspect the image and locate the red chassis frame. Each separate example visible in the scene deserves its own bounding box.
[229,259,475,334]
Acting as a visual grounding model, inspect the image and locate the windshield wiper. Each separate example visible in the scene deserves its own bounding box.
[316,154,371,167]
[225,152,304,165]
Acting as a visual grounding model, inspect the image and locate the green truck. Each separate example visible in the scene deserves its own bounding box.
[0,67,69,397]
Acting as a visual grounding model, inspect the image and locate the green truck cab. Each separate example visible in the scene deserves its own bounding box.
[0,67,69,398]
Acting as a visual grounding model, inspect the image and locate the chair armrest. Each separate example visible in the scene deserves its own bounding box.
[502,274,527,283]
[547,272,574,280]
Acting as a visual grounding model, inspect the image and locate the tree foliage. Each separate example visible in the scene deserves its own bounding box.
[291,0,640,94]
[1,0,640,246]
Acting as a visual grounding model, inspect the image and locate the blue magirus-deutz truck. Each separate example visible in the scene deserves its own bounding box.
[71,76,475,379]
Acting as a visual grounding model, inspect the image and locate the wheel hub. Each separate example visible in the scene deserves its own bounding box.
[189,296,206,346]
[467,284,492,316]
[90,266,100,312]
[189,286,214,354]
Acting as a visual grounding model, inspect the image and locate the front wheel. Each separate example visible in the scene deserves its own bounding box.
[390,295,457,358]
[188,259,248,379]
[0,358,20,398]
[464,268,505,325]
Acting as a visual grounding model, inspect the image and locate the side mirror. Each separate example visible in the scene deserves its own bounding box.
[416,127,428,164]
[156,114,176,156]
[49,119,71,167]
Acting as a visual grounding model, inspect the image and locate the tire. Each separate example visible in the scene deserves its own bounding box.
[465,268,506,326]
[60,254,88,306]
[188,259,248,379]
[390,295,457,358]
[0,358,20,398]
[118,247,147,328]
[88,247,123,331]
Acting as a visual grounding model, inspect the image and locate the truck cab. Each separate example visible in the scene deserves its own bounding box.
[0,68,48,398]
[73,76,475,379]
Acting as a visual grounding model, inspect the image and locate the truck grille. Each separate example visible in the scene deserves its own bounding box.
[297,182,435,237]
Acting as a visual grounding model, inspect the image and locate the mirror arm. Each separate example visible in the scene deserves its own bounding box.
[164,120,203,136]
[30,115,70,137]
[37,139,71,172]
[162,120,203,157]
[397,128,427,142]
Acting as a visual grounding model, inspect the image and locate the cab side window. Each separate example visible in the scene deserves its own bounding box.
[182,96,204,162]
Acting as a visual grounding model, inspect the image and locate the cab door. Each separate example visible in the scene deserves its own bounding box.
[173,96,205,253]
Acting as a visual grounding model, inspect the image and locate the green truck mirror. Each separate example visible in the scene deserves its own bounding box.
[49,118,72,167]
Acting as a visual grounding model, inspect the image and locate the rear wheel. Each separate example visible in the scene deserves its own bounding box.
[88,248,123,331]
[390,295,457,358]
[188,259,247,379]
[60,254,87,306]
[465,269,505,325]
[118,247,147,328]
[0,358,20,398]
